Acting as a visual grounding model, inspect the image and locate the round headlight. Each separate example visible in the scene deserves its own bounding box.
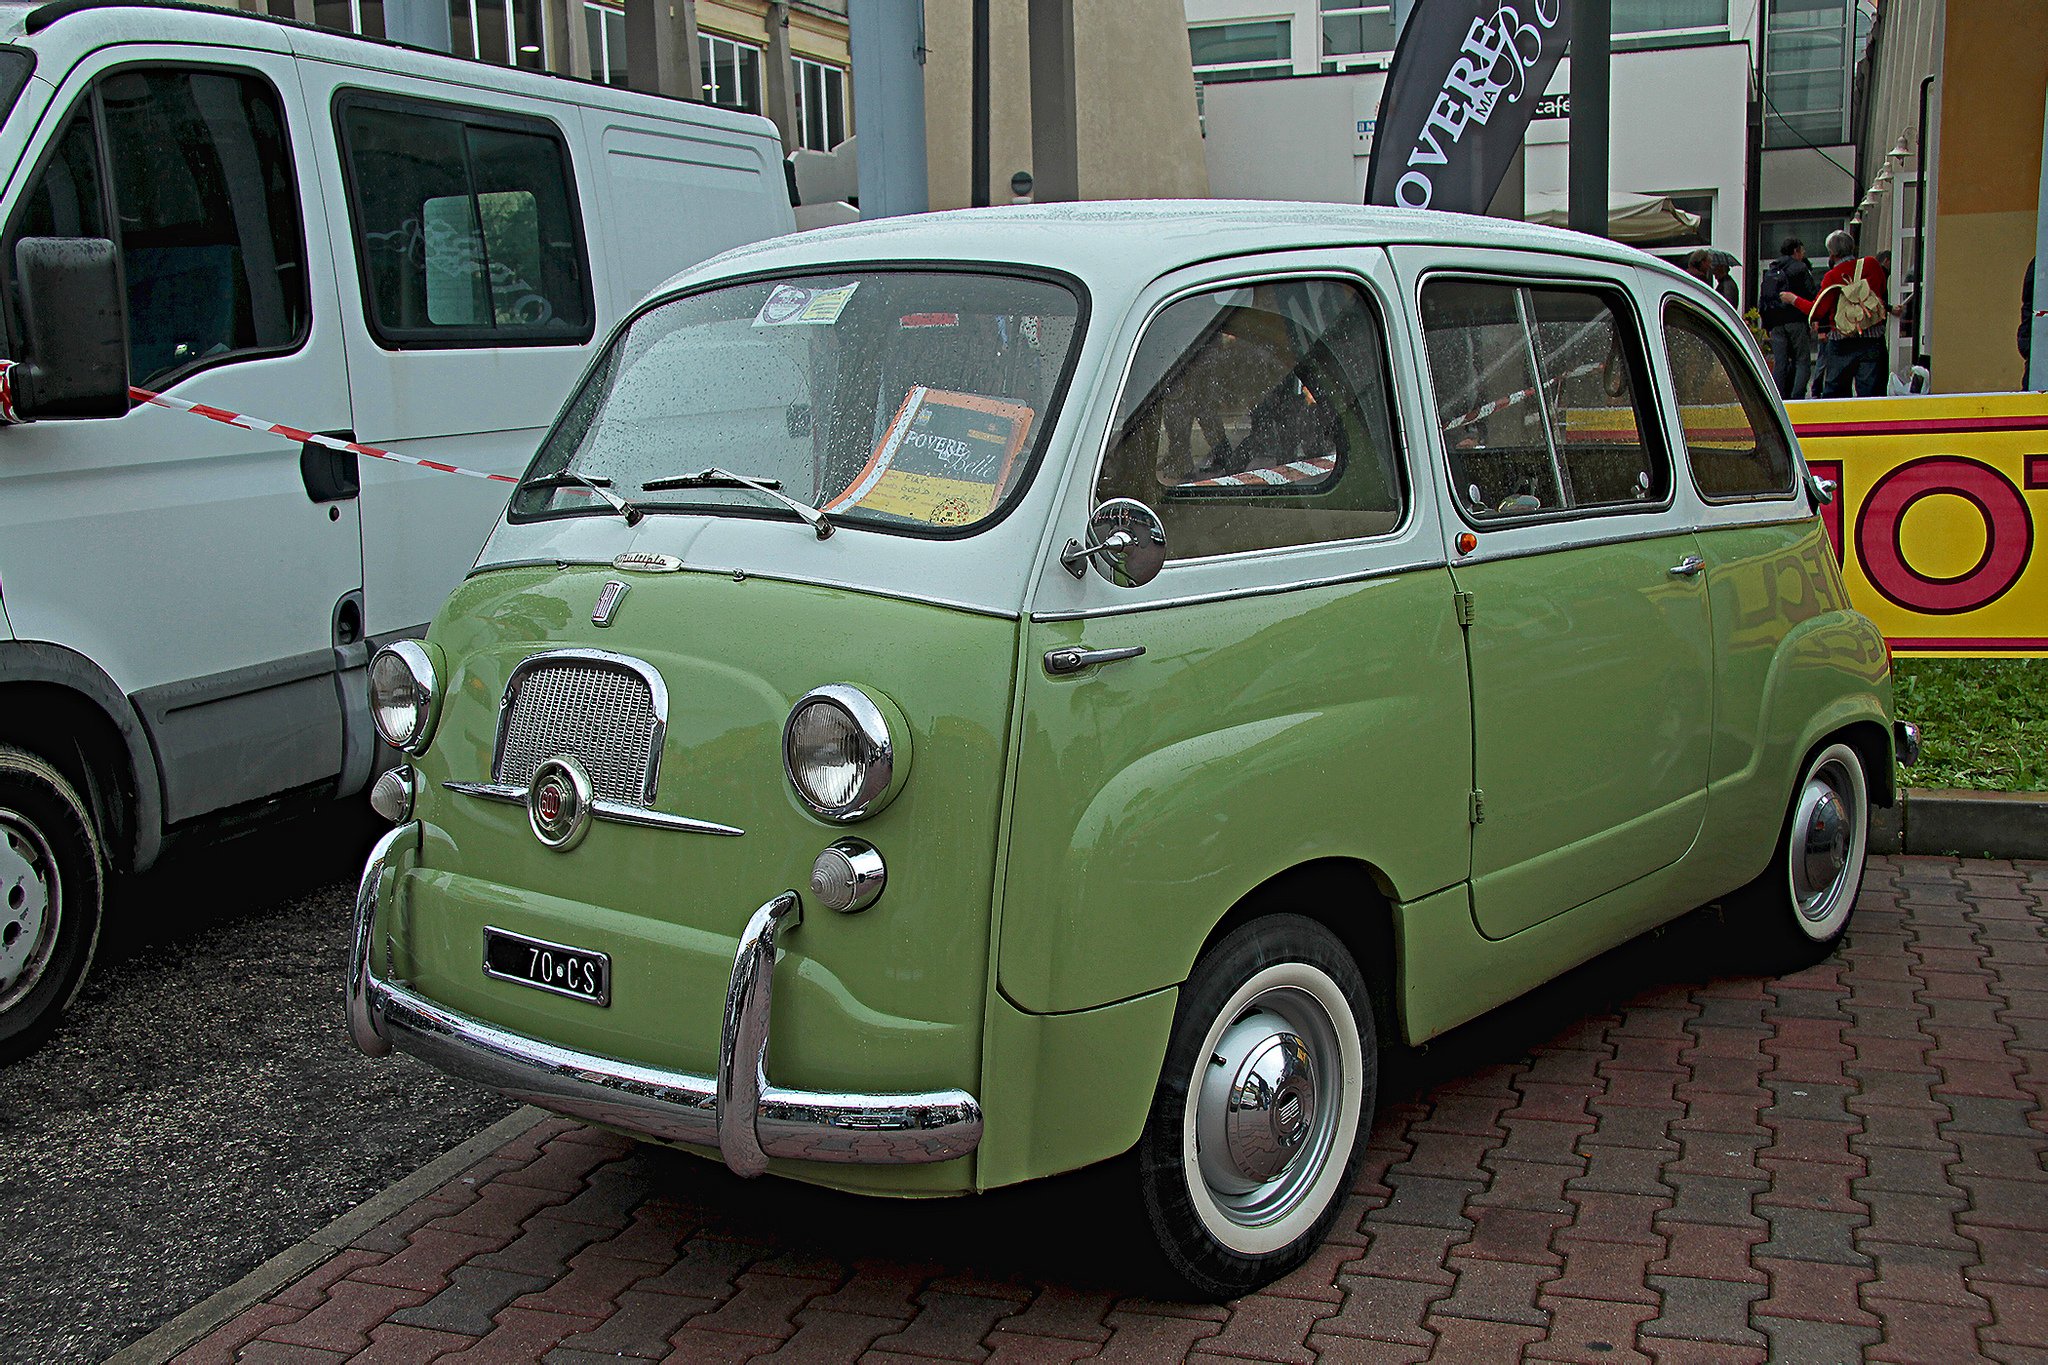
[782,684,909,822]
[369,640,440,754]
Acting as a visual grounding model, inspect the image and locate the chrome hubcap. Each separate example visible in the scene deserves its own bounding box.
[0,810,60,1011]
[1790,760,1858,924]
[1195,991,1343,1227]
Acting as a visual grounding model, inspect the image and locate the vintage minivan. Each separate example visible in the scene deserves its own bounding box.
[347,202,1914,1297]
[0,0,791,1057]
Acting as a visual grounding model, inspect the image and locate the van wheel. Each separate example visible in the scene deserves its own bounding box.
[1727,740,1869,969]
[1137,915,1375,1300]
[0,745,104,1062]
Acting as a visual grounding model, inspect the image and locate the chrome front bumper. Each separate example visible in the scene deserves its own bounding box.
[346,823,983,1175]
[1894,720,1922,769]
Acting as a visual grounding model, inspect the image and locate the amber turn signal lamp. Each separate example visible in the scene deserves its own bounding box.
[1455,532,1478,555]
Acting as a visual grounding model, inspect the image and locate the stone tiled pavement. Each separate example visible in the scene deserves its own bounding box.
[175,856,2048,1364]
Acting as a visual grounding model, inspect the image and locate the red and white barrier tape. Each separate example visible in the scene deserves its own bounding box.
[1441,359,1607,433]
[0,360,520,484]
[128,384,519,484]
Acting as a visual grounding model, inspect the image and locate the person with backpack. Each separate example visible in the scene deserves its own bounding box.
[1759,237,1818,399]
[1780,229,1899,398]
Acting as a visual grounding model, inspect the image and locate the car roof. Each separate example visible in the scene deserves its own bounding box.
[661,200,1693,299]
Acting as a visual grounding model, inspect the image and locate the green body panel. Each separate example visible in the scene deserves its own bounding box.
[1395,515,1891,1044]
[1684,516,1894,887]
[1453,530,1714,940]
[997,568,1471,1015]
[975,986,1180,1189]
[388,565,1022,1194]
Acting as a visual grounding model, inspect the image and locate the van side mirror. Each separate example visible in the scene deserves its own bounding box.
[1060,498,1168,588]
[8,237,129,421]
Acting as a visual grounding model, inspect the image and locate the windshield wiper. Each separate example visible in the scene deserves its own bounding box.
[519,470,643,525]
[641,467,832,540]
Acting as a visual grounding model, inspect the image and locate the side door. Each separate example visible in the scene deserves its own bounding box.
[291,60,605,648]
[0,44,361,824]
[1000,255,1472,1016]
[1397,253,1714,940]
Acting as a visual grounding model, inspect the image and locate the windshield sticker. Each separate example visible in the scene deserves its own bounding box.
[824,387,1037,527]
[753,282,859,327]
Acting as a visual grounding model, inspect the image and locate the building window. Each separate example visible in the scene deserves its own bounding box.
[1612,0,1728,46]
[792,55,847,151]
[448,0,546,69]
[1320,3,1395,71]
[701,32,763,113]
[583,2,627,85]
[1188,20,1292,84]
[312,0,386,40]
[1636,193,1715,261]
[1764,0,1854,147]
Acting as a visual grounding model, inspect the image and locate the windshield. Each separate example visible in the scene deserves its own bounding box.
[512,269,1085,535]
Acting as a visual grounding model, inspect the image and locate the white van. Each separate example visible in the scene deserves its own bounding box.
[0,0,792,1057]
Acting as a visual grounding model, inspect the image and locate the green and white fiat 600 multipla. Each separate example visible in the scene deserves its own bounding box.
[349,202,1915,1298]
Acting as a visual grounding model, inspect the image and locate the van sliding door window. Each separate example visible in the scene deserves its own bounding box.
[336,95,592,348]
[1420,279,1666,522]
[1661,302,1797,501]
[2,66,311,388]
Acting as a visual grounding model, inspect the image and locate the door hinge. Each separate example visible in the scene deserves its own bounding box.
[1469,789,1485,824]
[1454,590,1476,626]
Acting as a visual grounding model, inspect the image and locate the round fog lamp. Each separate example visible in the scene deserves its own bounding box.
[369,640,440,754]
[810,839,886,913]
[368,766,417,823]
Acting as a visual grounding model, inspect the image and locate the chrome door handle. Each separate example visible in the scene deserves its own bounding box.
[1043,645,1145,677]
[1668,555,1706,578]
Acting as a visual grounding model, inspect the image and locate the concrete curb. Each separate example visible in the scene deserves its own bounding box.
[102,1106,550,1365]
[1871,786,2048,860]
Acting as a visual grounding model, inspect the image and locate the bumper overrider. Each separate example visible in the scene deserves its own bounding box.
[346,823,984,1175]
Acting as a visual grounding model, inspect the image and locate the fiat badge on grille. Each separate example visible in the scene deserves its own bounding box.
[528,755,594,851]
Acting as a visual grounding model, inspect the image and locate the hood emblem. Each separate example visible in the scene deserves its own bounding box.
[592,579,629,628]
[528,755,594,851]
[612,551,683,574]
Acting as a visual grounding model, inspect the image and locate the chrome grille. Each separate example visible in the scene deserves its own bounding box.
[495,656,662,805]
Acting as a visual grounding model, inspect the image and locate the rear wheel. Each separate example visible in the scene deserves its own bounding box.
[1137,914,1376,1300]
[0,745,104,1062]
[1726,740,1869,969]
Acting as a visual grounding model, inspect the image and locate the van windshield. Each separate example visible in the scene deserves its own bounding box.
[512,269,1085,536]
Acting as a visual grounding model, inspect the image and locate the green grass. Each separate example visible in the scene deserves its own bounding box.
[1893,659,2048,792]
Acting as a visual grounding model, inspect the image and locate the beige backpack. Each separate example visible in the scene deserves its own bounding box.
[1816,263,1886,337]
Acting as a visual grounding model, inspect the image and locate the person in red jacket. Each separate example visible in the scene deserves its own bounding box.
[1779,229,1901,397]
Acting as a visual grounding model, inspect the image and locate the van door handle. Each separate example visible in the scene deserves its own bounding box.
[1043,645,1145,677]
[1668,554,1706,578]
[301,431,360,503]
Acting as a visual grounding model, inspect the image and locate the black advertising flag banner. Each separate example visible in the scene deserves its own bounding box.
[1364,0,1571,214]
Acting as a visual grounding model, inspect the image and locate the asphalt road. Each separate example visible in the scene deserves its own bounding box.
[0,804,513,1365]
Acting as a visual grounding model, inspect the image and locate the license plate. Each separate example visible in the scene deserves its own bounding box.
[483,927,611,1006]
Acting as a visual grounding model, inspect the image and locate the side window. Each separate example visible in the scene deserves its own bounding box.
[1420,279,1665,521]
[4,67,310,388]
[1096,278,1406,560]
[337,96,591,347]
[1662,301,1796,500]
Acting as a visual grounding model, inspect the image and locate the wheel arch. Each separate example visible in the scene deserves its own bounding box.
[1193,857,1401,1048]
[0,642,165,872]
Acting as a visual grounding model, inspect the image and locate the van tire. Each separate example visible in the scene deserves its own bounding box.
[0,744,105,1062]
[1726,740,1869,971]
[1136,914,1376,1301]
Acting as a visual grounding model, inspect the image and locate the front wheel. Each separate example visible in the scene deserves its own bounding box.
[0,745,105,1062]
[1137,915,1376,1300]
[1726,739,1870,969]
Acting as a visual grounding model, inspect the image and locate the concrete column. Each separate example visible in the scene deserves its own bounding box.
[1026,0,1078,202]
[384,0,452,50]
[288,0,314,24]
[624,0,681,95]
[677,1,702,99]
[763,2,800,152]
[848,0,928,217]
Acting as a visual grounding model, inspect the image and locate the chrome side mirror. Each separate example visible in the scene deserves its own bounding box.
[1061,498,1167,587]
[1804,470,1837,505]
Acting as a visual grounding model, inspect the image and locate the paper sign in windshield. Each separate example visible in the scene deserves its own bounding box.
[753,282,858,327]
[825,387,1036,527]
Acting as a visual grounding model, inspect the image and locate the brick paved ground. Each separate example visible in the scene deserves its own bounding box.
[172,856,2047,1364]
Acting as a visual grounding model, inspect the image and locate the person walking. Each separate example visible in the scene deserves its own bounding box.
[1759,237,1817,399]
[1782,230,1897,398]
